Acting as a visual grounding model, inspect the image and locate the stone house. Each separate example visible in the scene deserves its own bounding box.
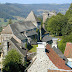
[1,11,41,58]
[26,41,71,72]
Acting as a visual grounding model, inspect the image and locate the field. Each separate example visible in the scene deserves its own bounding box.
[29,45,38,52]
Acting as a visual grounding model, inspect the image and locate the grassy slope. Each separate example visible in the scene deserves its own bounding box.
[29,45,38,52]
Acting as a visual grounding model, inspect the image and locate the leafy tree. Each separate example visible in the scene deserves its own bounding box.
[45,14,63,36]
[58,39,66,53]
[45,12,68,36]
[8,19,12,24]
[58,33,72,53]
[65,3,72,19]
[2,49,25,72]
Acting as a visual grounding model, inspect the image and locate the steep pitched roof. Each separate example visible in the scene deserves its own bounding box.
[10,21,36,32]
[10,37,27,56]
[1,24,12,34]
[48,69,72,72]
[26,30,37,36]
[42,35,52,42]
[10,21,37,40]
[53,47,68,64]
[64,42,72,58]
[10,23,27,40]
[26,11,40,22]
[46,44,71,70]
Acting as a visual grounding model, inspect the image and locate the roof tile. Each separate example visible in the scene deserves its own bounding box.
[46,44,71,70]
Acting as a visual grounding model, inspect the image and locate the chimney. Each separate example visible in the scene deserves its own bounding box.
[52,38,58,48]
[36,42,46,59]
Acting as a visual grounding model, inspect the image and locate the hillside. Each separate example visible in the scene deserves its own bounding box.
[0,3,70,19]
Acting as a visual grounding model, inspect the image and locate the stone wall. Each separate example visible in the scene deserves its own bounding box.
[28,42,58,72]
[1,34,12,42]
[43,11,56,23]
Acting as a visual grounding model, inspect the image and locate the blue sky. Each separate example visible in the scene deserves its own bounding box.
[0,0,72,4]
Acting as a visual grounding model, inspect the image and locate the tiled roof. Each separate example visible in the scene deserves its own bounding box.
[64,42,72,58]
[46,44,71,70]
[48,69,72,72]
[53,46,68,64]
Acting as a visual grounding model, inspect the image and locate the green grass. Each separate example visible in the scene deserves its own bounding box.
[29,45,38,52]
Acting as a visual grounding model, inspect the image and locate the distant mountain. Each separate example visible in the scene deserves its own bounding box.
[0,3,70,19]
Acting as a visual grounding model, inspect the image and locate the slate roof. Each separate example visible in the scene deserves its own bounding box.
[46,44,71,70]
[64,42,72,58]
[10,37,27,56]
[26,11,40,22]
[53,46,68,64]
[10,21,36,40]
[42,35,52,42]
[10,21,36,32]
[11,24,27,40]
[26,30,37,36]
[1,24,12,34]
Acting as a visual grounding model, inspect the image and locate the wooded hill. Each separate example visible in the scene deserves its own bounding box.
[0,3,70,19]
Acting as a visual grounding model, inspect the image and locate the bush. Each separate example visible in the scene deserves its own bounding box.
[2,49,25,72]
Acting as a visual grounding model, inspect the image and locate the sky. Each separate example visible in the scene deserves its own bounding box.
[0,0,72,4]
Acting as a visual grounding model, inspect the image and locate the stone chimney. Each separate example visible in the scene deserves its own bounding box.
[52,38,58,48]
[37,42,46,59]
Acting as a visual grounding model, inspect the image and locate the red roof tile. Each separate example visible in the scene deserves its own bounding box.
[46,44,71,70]
[64,42,72,58]
[48,69,72,72]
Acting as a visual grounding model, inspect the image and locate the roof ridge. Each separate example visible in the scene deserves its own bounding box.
[46,44,71,70]
[26,11,40,22]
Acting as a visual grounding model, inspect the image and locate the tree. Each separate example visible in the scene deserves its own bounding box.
[8,19,12,24]
[58,33,72,53]
[65,3,72,19]
[2,49,25,72]
[45,13,68,36]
